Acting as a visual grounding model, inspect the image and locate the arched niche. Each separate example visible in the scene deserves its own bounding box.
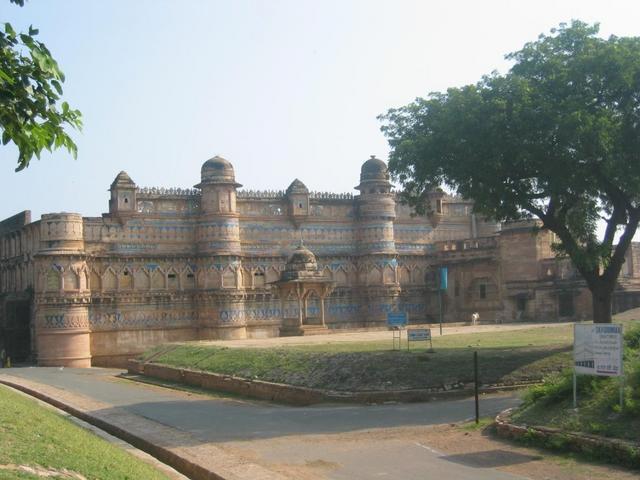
[367,267,383,285]
[222,270,236,288]
[134,269,149,290]
[151,270,165,289]
[63,270,79,291]
[102,269,117,291]
[46,269,60,292]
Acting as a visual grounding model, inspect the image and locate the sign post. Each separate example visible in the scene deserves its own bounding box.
[387,312,408,350]
[573,323,624,409]
[474,351,479,424]
[407,328,432,350]
[438,267,448,336]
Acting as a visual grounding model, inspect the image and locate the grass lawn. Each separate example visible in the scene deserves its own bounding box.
[0,385,170,480]
[140,324,577,392]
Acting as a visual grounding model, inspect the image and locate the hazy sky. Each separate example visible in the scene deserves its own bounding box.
[2,0,639,222]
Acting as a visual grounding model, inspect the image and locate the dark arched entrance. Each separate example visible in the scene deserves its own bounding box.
[1,297,32,363]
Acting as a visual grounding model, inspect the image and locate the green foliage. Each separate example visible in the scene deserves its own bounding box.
[624,323,640,350]
[522,369,610,407]
[515,327,640,443]
[523,370,573,406]
[459,416,493,431]
[379,21,640,322]
[1,1,82,171]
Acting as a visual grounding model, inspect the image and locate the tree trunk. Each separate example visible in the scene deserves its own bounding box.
[591,287,613,323]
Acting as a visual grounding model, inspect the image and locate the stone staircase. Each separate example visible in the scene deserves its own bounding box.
[279,324,329,337]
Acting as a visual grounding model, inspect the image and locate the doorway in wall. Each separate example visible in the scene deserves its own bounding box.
[1,300,31,363]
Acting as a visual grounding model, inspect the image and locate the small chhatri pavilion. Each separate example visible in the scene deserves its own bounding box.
[272,242,335,336]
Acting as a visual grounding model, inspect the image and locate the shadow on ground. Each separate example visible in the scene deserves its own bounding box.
[441,449,542,468]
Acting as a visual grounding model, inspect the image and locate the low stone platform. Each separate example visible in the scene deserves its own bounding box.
[495,408,640,469]
[128,360,537,406]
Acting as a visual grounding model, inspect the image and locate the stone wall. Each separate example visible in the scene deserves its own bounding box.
[3,157,640,367]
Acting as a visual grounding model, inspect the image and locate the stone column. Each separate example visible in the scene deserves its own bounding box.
[36,302,91,367]
[35,213,91,367]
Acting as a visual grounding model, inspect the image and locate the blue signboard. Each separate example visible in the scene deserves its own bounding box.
[439,267,448,290]
[387,312,408,328]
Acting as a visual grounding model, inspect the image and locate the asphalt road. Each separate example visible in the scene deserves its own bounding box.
[6,367,525,479]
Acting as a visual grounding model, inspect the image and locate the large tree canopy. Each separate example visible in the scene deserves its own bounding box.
[1,0,82,171]
[379,21,640,323]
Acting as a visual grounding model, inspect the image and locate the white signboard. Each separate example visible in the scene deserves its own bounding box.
[407,328,431,341]
[574,324,623,377]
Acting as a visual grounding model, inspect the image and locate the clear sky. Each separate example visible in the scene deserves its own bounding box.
[1,0,639,222]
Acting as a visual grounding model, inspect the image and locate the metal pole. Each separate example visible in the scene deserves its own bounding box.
[474,351,479,424]
[438,289,443,336]
[620,341,625,412]
[573,372,577,409]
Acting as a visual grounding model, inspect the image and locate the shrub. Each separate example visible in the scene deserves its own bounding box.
[624,323,640,350]
[522,370,573,405]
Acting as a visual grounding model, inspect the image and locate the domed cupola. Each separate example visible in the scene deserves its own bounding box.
[355,155,392,193]
[360,155,389,181]
[197,155,242,187]
[280,242,327,281]
[286,242,317,271]
[195,155,242,216]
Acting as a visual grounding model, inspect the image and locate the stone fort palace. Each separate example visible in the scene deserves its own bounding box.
[1,156,640,367]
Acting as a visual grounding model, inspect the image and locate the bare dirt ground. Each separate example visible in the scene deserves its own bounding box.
[219,423,639,480]
[195,321,575,349]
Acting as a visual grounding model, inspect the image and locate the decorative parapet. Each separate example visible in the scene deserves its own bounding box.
[310,191,354,200]
[236,190,355,200]
[136,187,200,197]
[133,188,467,203]
[237,190,285,199]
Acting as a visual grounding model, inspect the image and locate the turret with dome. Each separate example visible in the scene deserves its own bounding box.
[355,155,397,255]
[357,155,391,186]
[198,155,242,187]
[195,155,242,256]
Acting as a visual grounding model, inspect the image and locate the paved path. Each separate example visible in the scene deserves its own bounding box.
[195,322,573,348]
[1,367,525,479]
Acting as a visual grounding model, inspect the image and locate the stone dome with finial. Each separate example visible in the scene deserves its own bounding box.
[280,241,321,281]
[287,242,317,270]
[360,155,389,183]
[200,155,237,184]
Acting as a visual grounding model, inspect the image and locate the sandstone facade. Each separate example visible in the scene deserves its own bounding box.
[1,156,639,367]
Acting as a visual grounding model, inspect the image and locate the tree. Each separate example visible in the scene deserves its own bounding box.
[1,0,81,171]
[379,21,640,323]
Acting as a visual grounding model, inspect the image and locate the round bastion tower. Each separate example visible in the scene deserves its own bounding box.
[195,156,247,339]
[355,156,401,325]
[35,213,91,367]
